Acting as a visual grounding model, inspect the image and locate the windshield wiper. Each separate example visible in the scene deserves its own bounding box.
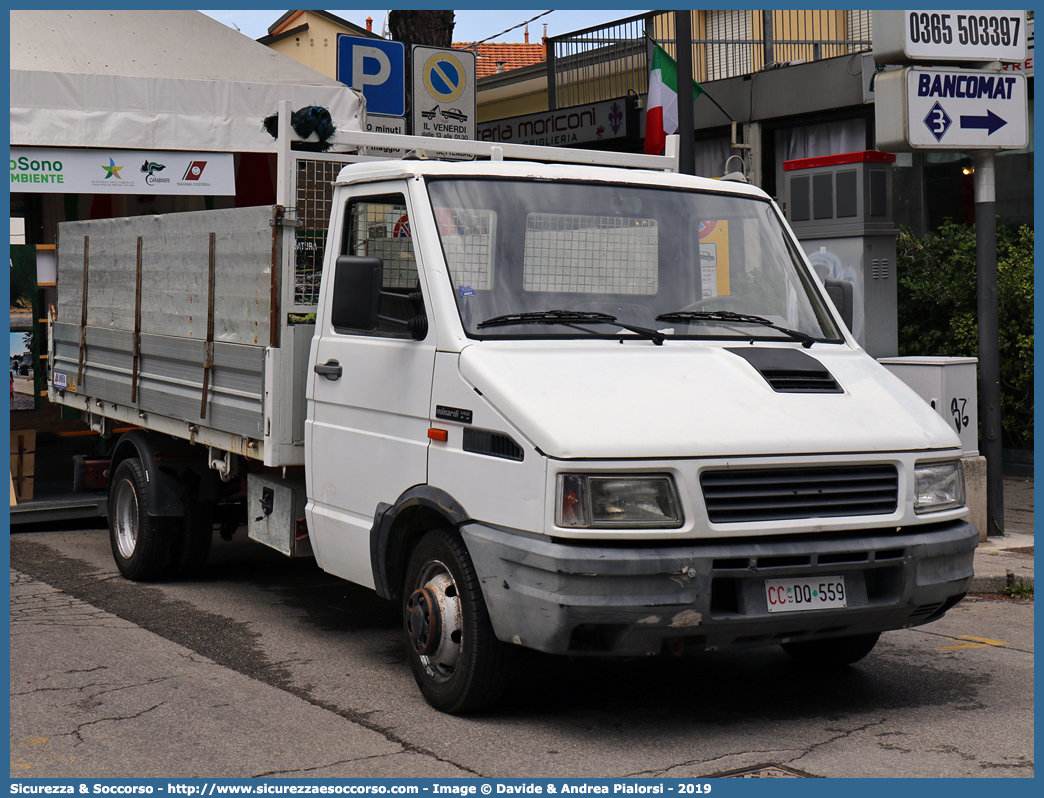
[478,310,665,345]
[656,310,816,348]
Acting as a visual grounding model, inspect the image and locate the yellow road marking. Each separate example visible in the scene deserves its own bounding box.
[937,635,1007,651]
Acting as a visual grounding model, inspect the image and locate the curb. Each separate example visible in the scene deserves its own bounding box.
[970,573,1034,594]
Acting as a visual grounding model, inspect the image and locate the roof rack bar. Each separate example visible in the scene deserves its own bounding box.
[332,129,679,172]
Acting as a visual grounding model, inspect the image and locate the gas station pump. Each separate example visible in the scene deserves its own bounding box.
[784,150,898,359]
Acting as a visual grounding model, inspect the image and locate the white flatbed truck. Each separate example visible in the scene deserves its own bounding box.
[47,123,977,713]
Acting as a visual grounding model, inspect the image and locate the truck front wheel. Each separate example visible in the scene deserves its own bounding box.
[403,528,511,713]
[780,632,880,667]
[108,458,176,581]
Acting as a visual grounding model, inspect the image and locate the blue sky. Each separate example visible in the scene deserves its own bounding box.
[201,9,646,44]
[10,332,32,359]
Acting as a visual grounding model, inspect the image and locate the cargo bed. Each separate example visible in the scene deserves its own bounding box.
[48,204,314,467]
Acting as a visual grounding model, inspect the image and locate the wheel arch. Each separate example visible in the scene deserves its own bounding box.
[370,485,470,601]
[109,430,220,518]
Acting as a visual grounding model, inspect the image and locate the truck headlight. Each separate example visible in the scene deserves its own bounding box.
[556,474,683,528]
[913,461,966,514]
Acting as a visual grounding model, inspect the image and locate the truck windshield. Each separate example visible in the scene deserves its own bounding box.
[425,178,842,344]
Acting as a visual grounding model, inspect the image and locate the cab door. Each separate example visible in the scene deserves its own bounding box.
[305,185,435,588]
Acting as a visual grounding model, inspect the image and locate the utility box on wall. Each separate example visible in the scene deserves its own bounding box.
[785,151,898,359]
[878,356,979,457]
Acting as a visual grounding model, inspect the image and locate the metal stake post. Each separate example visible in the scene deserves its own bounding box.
[973,150,1004,536]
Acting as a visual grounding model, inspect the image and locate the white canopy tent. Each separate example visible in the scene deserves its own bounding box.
[10,10,365,153]
[8,12,371,523]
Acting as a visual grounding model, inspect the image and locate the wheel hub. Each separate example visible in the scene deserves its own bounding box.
[405,568,462,681]
[113,480,139,559]
[406,586,441,655]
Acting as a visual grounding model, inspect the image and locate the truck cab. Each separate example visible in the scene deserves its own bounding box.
[304,158,976,712]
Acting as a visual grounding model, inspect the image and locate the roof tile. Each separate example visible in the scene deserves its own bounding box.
[452,42,545,77]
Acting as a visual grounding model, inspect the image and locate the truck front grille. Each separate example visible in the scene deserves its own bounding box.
[701,465,899,523]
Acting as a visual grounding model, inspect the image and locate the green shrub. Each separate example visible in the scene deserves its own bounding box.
[1004,581,1033,599]
[896,221,1033,450]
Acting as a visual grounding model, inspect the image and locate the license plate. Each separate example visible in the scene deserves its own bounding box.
[765,576,847,613]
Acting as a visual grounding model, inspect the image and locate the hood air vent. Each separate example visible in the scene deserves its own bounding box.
[726,347,842,393]
[462,428,524,461]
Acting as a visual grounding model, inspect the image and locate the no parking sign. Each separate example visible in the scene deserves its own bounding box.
[412,46,476,145]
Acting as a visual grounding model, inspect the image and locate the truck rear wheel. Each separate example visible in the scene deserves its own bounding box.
[781,632,880,667]
[108,458,175,581]
[403,528,511,713]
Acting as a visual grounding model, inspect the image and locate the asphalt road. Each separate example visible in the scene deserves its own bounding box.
[10,526,1034,779]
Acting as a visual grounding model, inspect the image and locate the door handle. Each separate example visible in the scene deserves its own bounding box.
[314,360,342,380]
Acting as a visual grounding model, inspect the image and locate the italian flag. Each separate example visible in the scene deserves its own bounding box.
[644,42,704,155]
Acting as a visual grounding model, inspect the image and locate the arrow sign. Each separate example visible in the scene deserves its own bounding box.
[877,68,1028,150]
[960,110,1008,135]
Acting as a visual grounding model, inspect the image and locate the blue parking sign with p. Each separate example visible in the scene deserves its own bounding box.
[337,35,405,117]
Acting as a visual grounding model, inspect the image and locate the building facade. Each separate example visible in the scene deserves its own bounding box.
[474,9,1034,233]
[248,9,1033,234]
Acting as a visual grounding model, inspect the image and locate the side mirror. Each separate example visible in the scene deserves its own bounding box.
[331,255,382,331]
[824,277,854,332]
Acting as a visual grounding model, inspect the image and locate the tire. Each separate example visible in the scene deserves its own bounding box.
[108,458,176,581]
[781,632,881,667]
[167,501,214,579]
[403,528,512,713]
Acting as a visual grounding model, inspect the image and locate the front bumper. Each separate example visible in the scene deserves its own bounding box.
[462,520,977,657]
